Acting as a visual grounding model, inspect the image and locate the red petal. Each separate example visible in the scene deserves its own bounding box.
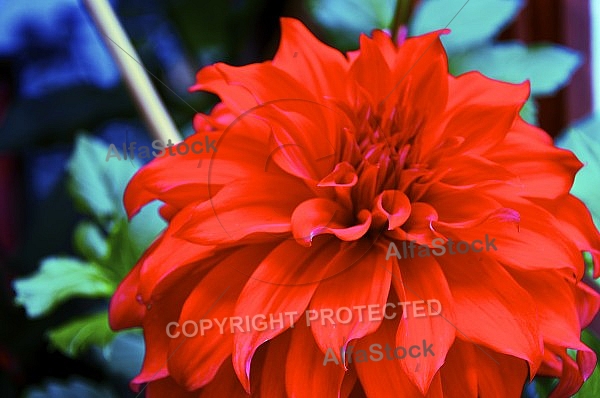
[394,255,456,394]
[136,220,217,301]
[371,190,411,230]
[146,376,198,398]
[435,203,583,276]
[253,101,342,180]
[539,195,600,277]
[273,18,348,100]
[198,359,249,398]
[256,330,290,397]
[318,161,358,187]
[167,245,272,390]
[192,62,315,116]
[436,252,543,375]
[575,282,600,328]
[549,348,585,398]
[446,71,530,110]
[318,161,358,210]
[124,129,269,218]
[175,175,314,245]
[509,270,588,349]
[441,339,529,396]
[349,33,392,106]
[285,319,346,397]
[423,184,502,225]
[291,198,371,245]
[232,238,340,391]
[131,271,201,389]
[309,241,392,366]
[487,120,582,200]
[388,202,445,245]
[390,31,449,132]
[434,154,517,188]
[109,263,145,330]
[353,318,435,397]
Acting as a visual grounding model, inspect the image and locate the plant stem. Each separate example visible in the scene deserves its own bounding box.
[390,0,415,44]
[82,0,181,143]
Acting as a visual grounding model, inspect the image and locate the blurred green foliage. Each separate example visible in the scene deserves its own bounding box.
[557,115,600,230]
[308,0,582,125]
[14,136,165,355]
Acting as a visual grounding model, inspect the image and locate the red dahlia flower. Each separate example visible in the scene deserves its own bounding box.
[111,18,600,397]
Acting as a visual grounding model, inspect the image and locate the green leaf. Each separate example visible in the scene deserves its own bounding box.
[91,332,144,380]
[582,329,600,356]
[307,0,395,47]
[73,221,108,262]
[128,200,167,255]
[532,377,558,398]
[48,312,115,358]
[66,134,140,224]
[579,331,600,397]
[449,42,582,96]
[13,257,114,318]
[24,377,117,398]
[555,115,600,230]
[574,365,600,397]
[99,218,144,282]
[95,209,164,283]
[520,98,539,126]
[68,134,165,281]
[409,0,523,54]
[584,252,594,275]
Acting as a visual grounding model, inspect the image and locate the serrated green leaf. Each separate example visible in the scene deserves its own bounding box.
[307,0,395,47]
[66,134,165,283]
[409,0,523,54]
[24,377,117,398]
[67,134,140,224]
[555,115,600,230]
[48,312,115,358]
[449,42,582,96]
[74,221,108,261]
[13,257,114,318]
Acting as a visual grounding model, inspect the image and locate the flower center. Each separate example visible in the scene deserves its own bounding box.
[331,104,431,234]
